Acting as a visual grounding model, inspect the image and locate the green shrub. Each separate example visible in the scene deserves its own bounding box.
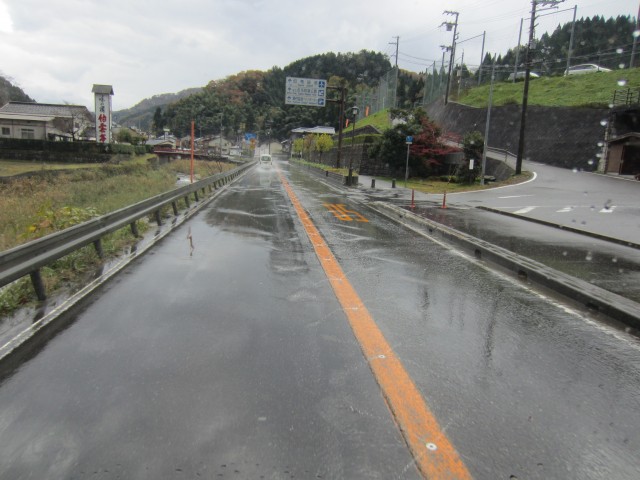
[439,175,458,183]
[107,144,135,155]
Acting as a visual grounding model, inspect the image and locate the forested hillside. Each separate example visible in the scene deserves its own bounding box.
[112,88,202,131]
[0,75,35,105]
[497,15,634,76]
[100,13,639,144]
[154,50,392,140]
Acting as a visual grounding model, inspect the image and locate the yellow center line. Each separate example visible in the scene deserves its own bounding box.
[277,170,472,480]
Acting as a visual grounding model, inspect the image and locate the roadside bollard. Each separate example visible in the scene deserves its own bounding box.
[411,189,415,209]
[442,191,447,209]
[371,178,376,188]
[392,178,396,188]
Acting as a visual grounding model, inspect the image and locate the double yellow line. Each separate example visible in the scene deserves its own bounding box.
[278,171,472,480]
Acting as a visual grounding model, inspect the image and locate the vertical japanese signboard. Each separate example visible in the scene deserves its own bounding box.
[95,94,111,143]
[92,84,114,144]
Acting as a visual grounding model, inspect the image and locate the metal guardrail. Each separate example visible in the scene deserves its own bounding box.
[486,147,516,164]
[0,161,255,300]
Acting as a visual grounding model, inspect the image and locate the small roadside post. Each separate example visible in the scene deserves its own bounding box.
[404,136,413,188]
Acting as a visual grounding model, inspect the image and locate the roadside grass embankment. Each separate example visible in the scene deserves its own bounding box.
[376,171,534,194]
[0,156,234,316]
[292,158,352,176]
[458,68,639,108]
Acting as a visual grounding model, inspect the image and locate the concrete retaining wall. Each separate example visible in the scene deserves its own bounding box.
[425,99,608,170]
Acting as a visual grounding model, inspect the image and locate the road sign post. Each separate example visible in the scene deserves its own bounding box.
[405,136,413,187]
[285,77,327,107]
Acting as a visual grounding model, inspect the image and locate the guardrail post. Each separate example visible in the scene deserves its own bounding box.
[130,221,140,238]
[30,270,46,301]
[93,239,104,259]
[184,196,190,208]
[171,201,179,216]
[194,191,200,202]
[154,210,163,226]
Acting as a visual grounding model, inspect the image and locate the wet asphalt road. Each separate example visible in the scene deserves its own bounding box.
[0,159,639,479]
[401,205,640,304]
[445,162,640,246]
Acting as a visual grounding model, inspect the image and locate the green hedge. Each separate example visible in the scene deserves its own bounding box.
[0,138,153,156]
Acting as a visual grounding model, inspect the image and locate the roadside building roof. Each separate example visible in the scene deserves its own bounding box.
[0,101,91,119]
[0,112,57,122]
[290,126,336,135]
[92,84,114,95]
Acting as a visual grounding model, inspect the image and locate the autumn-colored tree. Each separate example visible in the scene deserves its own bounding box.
[292,138,304,157]
[369,108,459,178]
[302,134,315,159]
[314,134,333,163]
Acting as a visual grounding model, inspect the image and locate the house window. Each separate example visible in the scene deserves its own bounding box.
[21,128,35,139]
[1,127,9,136]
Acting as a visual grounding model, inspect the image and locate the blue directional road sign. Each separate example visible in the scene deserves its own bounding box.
[285,77,327,107]
[406,136,413,144]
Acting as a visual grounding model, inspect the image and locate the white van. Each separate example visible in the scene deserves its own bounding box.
[259,154,272,166]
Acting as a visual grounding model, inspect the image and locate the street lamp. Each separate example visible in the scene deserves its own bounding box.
[348,105,359,186]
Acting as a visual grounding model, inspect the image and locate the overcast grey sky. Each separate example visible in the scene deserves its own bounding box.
[0,0,637,110]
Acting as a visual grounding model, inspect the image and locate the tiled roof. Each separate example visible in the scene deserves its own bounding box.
[92,84,114,95]
[0,101,91,119]
[290,126,335,135]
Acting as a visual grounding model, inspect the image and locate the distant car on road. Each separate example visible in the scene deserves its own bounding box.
[507,71,540,81]
[259,154,272,167]
[565,64,612,75]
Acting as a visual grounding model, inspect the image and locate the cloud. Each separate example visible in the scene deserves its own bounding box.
[0,0,636,109]
[0,1,12,33]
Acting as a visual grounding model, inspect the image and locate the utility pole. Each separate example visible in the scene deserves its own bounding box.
[389,36,399,108]
[327,85,346,169]
[440,49,447,93]
[442,10,459,105]
[478,31,486,85]
[631,2,640,68]
[565,5,577,74]
[457,50,465,99]
[514,18,524,83]
[219,113,223,157]
[481,58,496,185]
[515,0,564,175]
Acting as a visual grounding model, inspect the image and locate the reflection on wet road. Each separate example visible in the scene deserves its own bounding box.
[408,205,640,303]
[0,159,638,479]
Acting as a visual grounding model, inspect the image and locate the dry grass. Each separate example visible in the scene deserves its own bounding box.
[0,158,234,251]
[0,157,237,316]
